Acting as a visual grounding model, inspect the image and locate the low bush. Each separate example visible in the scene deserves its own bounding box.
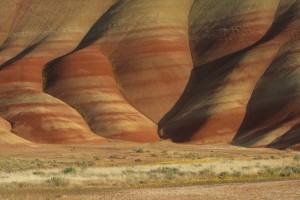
[63,167,76,174]
[47,177,69,187]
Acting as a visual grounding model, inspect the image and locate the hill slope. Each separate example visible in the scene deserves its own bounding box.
[0,0,299,149]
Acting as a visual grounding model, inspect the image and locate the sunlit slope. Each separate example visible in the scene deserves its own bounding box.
[0,0,298,148]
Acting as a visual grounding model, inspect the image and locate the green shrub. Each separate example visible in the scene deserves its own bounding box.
[233,171,241,177]
[148,167,181,180]
[285,166,300,174]
[109,155,118,159]
[161,150,168,154]
[264,167,278,175]
[280,168,294,177]
[254,156,263,160]
[63,167,76,174]
[32,171,45,176]
[198,168,215,177]
[47,177,69,187]
[293,155,300,161]
[242,166,252,170]
[122,169,135,175]
[133,148,144,153]
[218,171,230,179]
[93,156,100,160]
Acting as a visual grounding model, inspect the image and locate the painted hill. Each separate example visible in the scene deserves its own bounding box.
[0,0,299,149]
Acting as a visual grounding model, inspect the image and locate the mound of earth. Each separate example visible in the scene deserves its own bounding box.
[0,0,299,149]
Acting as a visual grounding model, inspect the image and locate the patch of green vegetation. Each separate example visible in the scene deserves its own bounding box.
[148,167,182,180]
[198,168,216,177]
[253,156,263,160]
[242,166,252,170]
[93,156,100,161]
[293,155,300,161]
[233,171,241,177]
[161,150,168,154]
[63,167,76,174]
[181,152,202,159]
[122,169,135,175]
[0,158,44,172]
[218,171,230,179]
[133,148,145,153]
[74,160,95,169]
[260,165,300,177]
[47,177,69,187]
[109,155,118,159]
[280,167,295,177]
[32,171,45,176]
[255,162,260,167]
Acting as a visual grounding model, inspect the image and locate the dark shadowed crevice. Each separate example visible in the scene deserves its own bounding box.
[43,0,125,90]
[158,0,298,142]
[266,123,300,150]
[232,114,297,146]
[74,0,125,51]
[0,37,48,70]
[42,0,160,140]
[232,1,300,147]
[43,0,158,128]
[232,54,299,144]
[0,0,78,69]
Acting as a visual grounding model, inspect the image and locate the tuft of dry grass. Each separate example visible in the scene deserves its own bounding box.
[1,143,300,197]
[0,154,299,190]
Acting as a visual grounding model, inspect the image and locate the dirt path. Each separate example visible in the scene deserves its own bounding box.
[58,180,300,200]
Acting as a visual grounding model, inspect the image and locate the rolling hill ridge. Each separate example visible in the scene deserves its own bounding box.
[0,0,299,150]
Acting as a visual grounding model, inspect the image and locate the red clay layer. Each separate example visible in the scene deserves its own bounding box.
[0,0,299,149]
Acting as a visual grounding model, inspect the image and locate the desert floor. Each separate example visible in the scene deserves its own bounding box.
[55,180,300,200]
[0,140,299,199]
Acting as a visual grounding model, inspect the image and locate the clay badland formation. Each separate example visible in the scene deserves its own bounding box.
[0,0,299,150]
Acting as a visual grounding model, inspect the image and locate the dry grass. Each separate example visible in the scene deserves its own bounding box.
[0,150,299,189]
[0,142,299,199]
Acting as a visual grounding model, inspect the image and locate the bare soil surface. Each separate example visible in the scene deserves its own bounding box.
[59,180,300,200]
[5,180,297,200]
[0,141,299,199]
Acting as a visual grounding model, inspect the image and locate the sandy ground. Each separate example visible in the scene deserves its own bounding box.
[61,180,300,200]
[0,141,299,199]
